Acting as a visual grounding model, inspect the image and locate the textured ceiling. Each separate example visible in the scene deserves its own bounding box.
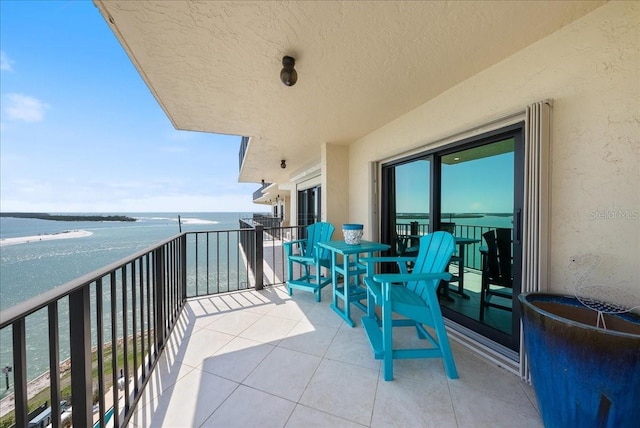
[94,1,605,184]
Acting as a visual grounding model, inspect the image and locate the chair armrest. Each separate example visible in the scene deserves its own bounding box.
[283,239,306,248]
[283,239,307,256]
[372,272,452,284]
[289,255,314,264]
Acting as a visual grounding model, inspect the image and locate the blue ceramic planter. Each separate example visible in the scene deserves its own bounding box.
[519,293,640,428]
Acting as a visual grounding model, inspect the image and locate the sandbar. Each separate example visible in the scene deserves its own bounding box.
[0,230,93,247]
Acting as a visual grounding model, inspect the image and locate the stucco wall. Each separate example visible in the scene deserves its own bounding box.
[322,143,350,228]
[348,1,639,294]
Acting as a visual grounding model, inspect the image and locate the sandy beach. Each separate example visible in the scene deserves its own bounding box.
[0,230,93,247]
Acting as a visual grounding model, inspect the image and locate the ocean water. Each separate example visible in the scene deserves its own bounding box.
[0,212,262,395]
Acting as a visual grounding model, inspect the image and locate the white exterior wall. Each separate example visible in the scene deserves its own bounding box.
[347,1,639,295]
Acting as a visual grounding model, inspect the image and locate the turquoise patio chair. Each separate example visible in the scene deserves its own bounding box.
[283,222,335,302]
[361,231,458,381]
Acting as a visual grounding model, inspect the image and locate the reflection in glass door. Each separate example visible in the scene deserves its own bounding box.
[438,138,521,349]
[381,159,430,257]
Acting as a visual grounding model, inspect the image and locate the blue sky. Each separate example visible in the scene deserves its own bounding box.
[395,152,514,214]
[0,1,261,213]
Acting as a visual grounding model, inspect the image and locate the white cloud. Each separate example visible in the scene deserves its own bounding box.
[3,93,49,122]
[0,51,14,71]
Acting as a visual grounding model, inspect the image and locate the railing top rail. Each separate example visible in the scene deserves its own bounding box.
[0,232,185,329]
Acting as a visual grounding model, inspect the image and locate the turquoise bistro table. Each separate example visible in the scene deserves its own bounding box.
[317,240,390,327]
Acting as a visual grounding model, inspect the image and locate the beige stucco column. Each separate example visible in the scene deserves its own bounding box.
[321,143,350,230]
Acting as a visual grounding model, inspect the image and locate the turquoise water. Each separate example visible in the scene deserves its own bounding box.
[0,212,262,395]
[0,213,259,310]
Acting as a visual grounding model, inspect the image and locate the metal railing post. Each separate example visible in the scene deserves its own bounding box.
[181,234,187,302]
[154,246,166,350]
[69,286,92,427]
[12,318,27,428]
[254,224,264,290]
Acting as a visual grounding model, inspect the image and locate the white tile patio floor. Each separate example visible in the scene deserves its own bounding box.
[127,285,542,427]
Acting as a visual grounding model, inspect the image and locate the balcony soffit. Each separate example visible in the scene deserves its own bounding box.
[93,1,605,184]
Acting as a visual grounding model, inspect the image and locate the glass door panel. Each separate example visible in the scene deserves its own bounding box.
[383,158,430,256]
[438,139,516,338]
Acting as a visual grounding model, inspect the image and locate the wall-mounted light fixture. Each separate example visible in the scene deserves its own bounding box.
[280,56,297,86]
[280,159,287,169]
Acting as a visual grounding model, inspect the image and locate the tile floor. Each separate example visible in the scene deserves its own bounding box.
[127,285,542,427]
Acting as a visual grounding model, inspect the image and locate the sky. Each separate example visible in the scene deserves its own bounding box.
[395,151,514,214]
[0,1,262,213]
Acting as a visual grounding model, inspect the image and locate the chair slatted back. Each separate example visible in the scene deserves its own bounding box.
[483,230,500,278]
[407,232,455,301]
[304,222,335,261]
[496,228,512,279]
[483,228,513,286]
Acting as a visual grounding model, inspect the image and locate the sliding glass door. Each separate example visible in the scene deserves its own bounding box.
[381,124,524,352]
[297,185,321,227]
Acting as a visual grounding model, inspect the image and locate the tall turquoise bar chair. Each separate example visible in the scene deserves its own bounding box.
[361,231,458,381]
[283,222,335,302]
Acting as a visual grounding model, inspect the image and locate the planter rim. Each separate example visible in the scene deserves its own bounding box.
[519,292,640,338]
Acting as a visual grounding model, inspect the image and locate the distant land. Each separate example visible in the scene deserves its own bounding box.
[0,212,137,222]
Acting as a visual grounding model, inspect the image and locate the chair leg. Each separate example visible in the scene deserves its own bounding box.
[315,265,322,302]
[433,319,458,379]
[287,258,294,296]
[382,298,394,381]
[479,277,486,321]
[424,287,459,379]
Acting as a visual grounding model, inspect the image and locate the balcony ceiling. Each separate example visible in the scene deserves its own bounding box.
[94,1,604,184]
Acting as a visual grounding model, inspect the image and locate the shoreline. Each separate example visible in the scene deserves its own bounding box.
[0,230,93,247]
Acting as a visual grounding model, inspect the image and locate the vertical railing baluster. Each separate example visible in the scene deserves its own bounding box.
[195,233,199,296]
[139,257,146,380]
[255,225,264,290]
[122,265,130,413]
[146,254,153,363]
[12,318,28,428]
[48,301,61,428]
[132,260,139,396]
[110,272,120,428]
[226,231,230,291]
[95,279,105,428]
[154,246,166,350]
[69,286,92,427]
[216,232,220,294]
[181,234,187,303]
[171,241,175,319]
[236,230,240,290]
[206,233,210,295]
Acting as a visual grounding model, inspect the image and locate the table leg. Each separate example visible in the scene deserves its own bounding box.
[329,252,356,327]
[331,251,338,308]
[448,243,470,299]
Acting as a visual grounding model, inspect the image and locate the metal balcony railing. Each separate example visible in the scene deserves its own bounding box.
[252,182,272,201]
[0,224,279,428]
[394,222,510,270]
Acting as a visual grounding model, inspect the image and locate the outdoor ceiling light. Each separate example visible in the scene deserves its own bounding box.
[280,159,287,169]
[280,56,297,86]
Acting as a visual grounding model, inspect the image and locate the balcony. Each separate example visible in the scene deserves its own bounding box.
[127,285,540,427]
[0,225,540,427]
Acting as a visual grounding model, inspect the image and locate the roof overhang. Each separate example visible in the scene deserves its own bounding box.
[94,1,605,184]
